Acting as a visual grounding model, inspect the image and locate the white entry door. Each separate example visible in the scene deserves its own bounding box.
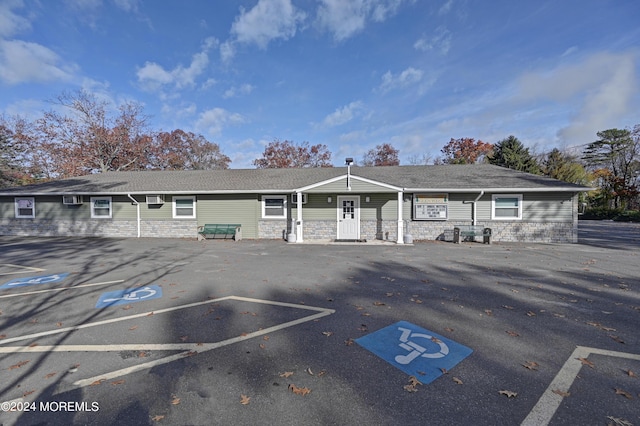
[337,196,360,240]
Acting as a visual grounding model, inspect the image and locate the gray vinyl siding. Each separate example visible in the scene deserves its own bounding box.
[296,193,400,221]
[0,195,136,220]
[361,194,397,220]
[475,193,574,222]
[196,194,259,239]
[523,192,574,221]
[295,193,333,220]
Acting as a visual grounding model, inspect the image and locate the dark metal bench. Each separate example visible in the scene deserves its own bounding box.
[453,225,491,244]
[197,224,242,241]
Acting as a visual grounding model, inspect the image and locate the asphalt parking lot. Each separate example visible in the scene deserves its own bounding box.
[0,221,639,426]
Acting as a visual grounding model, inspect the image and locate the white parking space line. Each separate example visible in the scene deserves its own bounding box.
[0,280,125,299]
[0,295,335,391]
[0,263,46,276]
[521,346,640,426]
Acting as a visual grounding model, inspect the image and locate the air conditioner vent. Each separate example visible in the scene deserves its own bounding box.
[146,195,164,205]
[62,195,83,205]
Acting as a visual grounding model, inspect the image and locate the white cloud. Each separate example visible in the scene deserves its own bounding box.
[229,0,306,49]
[414,26,451,54]
[0,0,30,37]
[514,51,638,145]
[113,0,140,13]
[438,0,453,15]
[376,67,423,93]
[0,39,77,84]
[316,0,409,41]
[322,101,364,127]
[195,107,246,137]
[136,37,217,93]
[223,83,255,99]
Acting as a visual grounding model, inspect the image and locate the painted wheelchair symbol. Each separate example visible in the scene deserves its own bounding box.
[101,286,157,303]
[394,327,450,365]
[3,273,69,288]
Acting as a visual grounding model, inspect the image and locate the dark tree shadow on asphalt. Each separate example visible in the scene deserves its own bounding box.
[2,236,639,425]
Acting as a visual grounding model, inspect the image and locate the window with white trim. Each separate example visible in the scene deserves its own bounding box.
[15,197,35,218]
[173,196,196,218]
[262,195,287,219]
[91,197,112,218]
[492,194,522,220]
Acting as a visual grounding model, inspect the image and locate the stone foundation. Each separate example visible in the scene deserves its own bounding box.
[0,219,198,238]
[406,221,577,243]
[258,220,288,239]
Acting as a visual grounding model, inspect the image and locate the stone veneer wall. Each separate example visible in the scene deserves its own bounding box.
[407,221,577,243]
[0,219,198,238]
[302,219,398,241]
[258,219,288,239]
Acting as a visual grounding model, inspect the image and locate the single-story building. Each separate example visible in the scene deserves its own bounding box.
[0,164,592,243]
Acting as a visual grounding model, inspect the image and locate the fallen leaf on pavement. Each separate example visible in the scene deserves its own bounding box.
[129,325,138,331]
[453,377,463,385]
[506,330,520,337]
[322,331,333,337]
[606,416,633,426]
[10,360,30,370]
[522,361,539,371]
[552,389,570,397]
[171,396,181,405]
[240,394,251,405]
[499,390,517,398]
[626,369,635,377]
[288,384,311,396]
[89,379,105,386]
[151,415,164,422]
[577,358,595,368]
[279,371,294,378]
[111,379,125,385]
[615,388,633,399]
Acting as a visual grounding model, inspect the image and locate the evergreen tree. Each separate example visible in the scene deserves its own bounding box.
[488,135,540,174]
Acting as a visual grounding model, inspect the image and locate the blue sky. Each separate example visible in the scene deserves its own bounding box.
[1,0,639,168]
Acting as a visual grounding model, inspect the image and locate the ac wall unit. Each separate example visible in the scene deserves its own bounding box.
[146,195,164,205]
[62,195,83,205]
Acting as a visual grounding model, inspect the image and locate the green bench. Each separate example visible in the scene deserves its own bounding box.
[197,224,242,241]
[453,225,492,244]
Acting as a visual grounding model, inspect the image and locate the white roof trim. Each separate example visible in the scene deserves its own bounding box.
[295,174,402,192]
[403,187,595,193]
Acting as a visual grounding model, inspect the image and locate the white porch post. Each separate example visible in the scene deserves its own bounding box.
[296,191,304,243]
[397,191,404,244]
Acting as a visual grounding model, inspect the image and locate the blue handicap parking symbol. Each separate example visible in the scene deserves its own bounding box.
[96,285,162,308]
[356,320,473,384]
[1,273,70,289]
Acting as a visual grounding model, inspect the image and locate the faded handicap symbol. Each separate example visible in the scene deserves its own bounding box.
[96,285,162,308]
[395,327,449,364]
[1,273,70,289]
[356,321,473,384]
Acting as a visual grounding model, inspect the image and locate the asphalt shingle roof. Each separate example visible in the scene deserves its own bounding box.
[0,165,591,195]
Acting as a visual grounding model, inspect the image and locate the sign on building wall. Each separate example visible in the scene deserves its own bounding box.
[413,193,448,220]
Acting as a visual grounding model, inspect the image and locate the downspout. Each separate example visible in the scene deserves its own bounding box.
[472,191,484,226]
[463,191,484,226]
[127,194,141,238]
